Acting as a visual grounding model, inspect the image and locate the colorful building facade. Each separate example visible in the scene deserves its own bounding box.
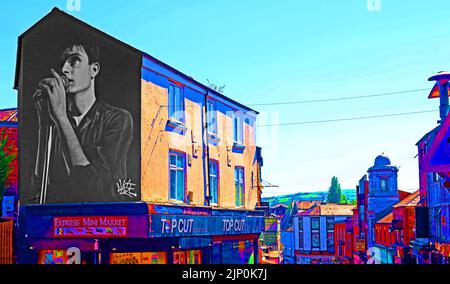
[414,72,450,264]
[16,8,264,264]
[293,204,354,264]
[334,218,353,264]
[0,108,18,264]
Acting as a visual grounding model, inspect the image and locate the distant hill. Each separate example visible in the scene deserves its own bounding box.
[262,189,357,207]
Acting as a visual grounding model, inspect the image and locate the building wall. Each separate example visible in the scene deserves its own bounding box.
[280,231,295,263]
[374,223,396,247]
[426,174,450,244]
[295,215,350,254]
[140,60,259,210]
[0,125,18,194]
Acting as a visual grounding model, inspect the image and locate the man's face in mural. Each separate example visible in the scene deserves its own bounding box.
[59,45,99,95]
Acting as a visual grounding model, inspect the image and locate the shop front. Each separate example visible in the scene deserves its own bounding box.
[18,202,264,264]
[295,252,335,264]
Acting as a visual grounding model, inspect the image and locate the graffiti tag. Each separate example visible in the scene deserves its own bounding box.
[116,179,137,198]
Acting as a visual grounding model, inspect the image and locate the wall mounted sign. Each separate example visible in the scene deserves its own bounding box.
[53,216,128,238]
[149,214,264,238]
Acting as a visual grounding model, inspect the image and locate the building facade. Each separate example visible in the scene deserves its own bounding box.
[334,218,353,264]
[414,73,450,264]
[352,154,403,264]
[0,108,18,264]
[16,8,264,264]
[293,204,354,264]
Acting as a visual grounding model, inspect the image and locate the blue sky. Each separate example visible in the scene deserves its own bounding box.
[1,0,449,196]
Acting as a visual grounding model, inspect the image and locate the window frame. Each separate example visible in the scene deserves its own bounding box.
[169,150,186,202]
[312,231,320,249]
[311,217,320,230]
[233,113,244,145]
[168,83,185,123]
[326,217,334,231]
[380,178,388,192]
[298,217,304,250]
[207,99,218,136]
[209,159,220,205]
[234,166,245,207]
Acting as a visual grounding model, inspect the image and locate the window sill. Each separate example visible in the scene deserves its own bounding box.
[208,133,220,144]
[232,142,245,151]
[167,118,188,132]
[169,199,186,205]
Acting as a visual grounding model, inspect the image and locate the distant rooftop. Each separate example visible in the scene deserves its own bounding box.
[0,108,17,123]
[296,201,320,210]
[394,190,420,208]
[298,204,355,216]
[377,212,393,224]
[270,204,288,209]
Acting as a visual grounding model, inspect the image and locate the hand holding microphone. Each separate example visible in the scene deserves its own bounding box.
[33,69,69,102]
[34,69,70,125]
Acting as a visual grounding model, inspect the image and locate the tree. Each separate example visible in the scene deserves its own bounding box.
[340,194,347,204]
[327,176,342,204]
[0,130,16,203]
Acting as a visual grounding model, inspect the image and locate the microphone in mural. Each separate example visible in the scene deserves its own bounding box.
[31,42,135,204]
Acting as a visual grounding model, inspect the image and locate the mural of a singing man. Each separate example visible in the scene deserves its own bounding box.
[31,42,134,204]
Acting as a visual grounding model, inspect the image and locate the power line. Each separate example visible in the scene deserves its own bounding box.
[247,88,430,106]
[256,109,437,127]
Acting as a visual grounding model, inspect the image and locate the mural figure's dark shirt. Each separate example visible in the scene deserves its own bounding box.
[36,100,133,203]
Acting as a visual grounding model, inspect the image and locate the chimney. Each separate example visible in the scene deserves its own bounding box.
[428,71,450,123]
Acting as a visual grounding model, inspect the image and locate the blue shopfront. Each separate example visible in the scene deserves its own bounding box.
[18,202,265,264]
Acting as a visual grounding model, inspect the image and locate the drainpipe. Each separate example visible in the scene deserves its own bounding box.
[203,89,211,206]
[428,71,450,124]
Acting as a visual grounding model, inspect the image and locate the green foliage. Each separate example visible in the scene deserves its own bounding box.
[0,130,16,201]
[340,194,348,204]
[327,176,342,203]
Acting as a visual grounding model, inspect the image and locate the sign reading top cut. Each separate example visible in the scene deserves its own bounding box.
[17,9,141,204]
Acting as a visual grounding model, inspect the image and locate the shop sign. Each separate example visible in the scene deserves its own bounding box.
[149,215,264,237]
[53,216,128,238]
[110,252,167,264]
[264,218,277,231]
[1,196,15,218]
[356,239,366,251]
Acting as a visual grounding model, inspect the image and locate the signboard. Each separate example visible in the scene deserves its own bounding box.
[356,239,366,251]
[38,250,69,264]
[149,214,264,238]
[1,196,15,217]
[110,252,167,264]
[264,218,277,231]
[53,216,128,238]
[260,232,277,246]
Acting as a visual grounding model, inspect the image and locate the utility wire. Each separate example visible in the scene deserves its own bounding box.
[256,109,437,127]
[247,88,430,106]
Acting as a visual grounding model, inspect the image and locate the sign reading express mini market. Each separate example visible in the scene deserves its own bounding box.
[149,215,264,237]
[53,216,128,238]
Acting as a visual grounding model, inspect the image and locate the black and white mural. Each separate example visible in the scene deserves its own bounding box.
[18,11,141,204]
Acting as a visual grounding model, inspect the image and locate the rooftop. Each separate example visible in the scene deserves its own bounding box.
[374,154,391,167]
[270,204,288,209]
[296,201,320,210]
[393,190,420,208]
[0,109,17,123]
[298,204,355,216]
[377,212,393,224]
